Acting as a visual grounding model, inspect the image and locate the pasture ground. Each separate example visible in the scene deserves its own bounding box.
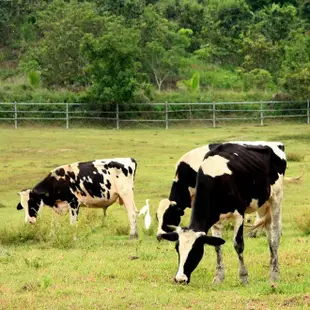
[0,124,309,309]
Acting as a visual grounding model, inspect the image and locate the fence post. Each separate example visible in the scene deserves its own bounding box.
[116,103,119,129]
[66,102,69,129]
[260,101,264,126]
[14,101,17,129]
[165,102,169,130]
[307,99,309,124]
[212,102,216,128]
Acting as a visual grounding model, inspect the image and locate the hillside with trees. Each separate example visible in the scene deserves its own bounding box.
[0,0,309,104]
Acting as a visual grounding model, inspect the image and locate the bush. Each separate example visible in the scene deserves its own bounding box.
[294,210,310,235]
[242,69,275,91]
[27,71,41,88]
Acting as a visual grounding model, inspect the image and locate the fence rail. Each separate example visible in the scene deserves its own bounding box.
[0,100,309,129]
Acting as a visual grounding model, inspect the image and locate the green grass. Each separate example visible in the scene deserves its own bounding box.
[0,124,310,309]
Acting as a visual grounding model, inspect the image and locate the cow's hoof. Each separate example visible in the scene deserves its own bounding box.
[129,233,138,240]
[270,271,279,283]
[240,276,249,285]
[212,275,224,284]
[248,231,257,238]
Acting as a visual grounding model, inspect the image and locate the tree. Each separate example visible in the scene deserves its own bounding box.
[241,33,281,74]
[81,16,144,104]
[253,4,298,43]
[95,0,146,20]
[300,0,310,25]
[20,0,104,88]
[140,7,192,91]
[279,30,310,98]
[161,0,206,51]
[199,0,253,65]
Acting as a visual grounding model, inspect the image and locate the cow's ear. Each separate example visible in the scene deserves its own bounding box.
[17,203,23,210]
[200,235,225,246]
[158,232,179,242]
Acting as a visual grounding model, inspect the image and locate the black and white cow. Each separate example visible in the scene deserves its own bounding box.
[159,142,286,284]
[156,141,286,238]
[17,158,139,239]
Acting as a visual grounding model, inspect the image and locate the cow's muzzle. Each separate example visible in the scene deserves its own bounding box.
[174,274,189,284]
[156,234,163,241]
[28,217,37,224]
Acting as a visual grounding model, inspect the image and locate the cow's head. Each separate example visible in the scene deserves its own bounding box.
[156,199,185,238]
[158,226,225,284]
[17,189,44,224]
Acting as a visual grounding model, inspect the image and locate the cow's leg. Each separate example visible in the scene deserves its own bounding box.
[233,211,248,284]
[211,222,225,284]
[69,198,80,225]
[119,193,138,239]
[268,192,282,282]
[248,213,258,238]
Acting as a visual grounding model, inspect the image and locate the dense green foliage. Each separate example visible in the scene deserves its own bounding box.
[0,0,309,103]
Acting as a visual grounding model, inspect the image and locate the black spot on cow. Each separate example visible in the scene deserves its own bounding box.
[67,171,75,180]
[104,164,109,169]
[75,162,104,198]
[208,143,221,151]
[169,161,197,211]
[128,166,133,175]
[55,168,65,177]
[122,168,128,176]
[116,175,119,178]
[17,202,23,210]
[106,179,111,190]
[102,170,107,174]
[107,161,128,176]
[107,191,110,200]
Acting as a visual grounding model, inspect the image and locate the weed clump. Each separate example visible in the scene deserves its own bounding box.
[287,152,304,162]
[294,211,310,235]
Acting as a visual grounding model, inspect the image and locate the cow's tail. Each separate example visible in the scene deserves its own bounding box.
[284,170,304,184]
[244,208,271,232]
[131,158,138,180]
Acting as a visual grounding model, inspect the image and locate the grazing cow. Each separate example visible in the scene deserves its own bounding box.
[17,158,139,239]
[156,141,286,238]
[159,142,286,284]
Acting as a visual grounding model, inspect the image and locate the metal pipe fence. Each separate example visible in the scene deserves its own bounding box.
[0,100,309,129]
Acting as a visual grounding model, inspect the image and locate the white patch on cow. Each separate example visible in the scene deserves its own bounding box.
[176,145,211,174]
[175,229,206,282]
[19,190,43,224]
[201,155,232,177]
[156,199,172,235]
[19,190,31,223]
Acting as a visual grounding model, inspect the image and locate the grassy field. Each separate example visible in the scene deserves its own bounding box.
[0,124,309,309]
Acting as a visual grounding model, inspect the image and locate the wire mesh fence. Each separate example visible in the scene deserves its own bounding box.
[0,100,309,129]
